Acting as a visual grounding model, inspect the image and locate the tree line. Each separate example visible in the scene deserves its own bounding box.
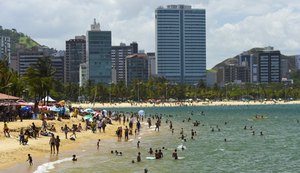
[1,58,300,103]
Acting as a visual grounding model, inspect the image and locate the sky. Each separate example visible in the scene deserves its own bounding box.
[1,0,300,68]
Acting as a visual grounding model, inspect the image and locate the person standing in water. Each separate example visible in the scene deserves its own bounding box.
[137,141,140,148]
[55,135,60,154]
[172,149,178,160]
[49,134,56,154]
[137,152,141,162]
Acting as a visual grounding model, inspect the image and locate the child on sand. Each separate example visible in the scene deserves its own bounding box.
[97,139,101,150]
[3,122,10,137]
[27,154,33,166]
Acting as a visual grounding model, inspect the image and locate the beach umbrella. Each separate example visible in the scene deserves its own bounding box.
[49,107,61,112]
[138,110,145,116]
[83,108,94,113]
[57,100,65,105]
[102,110,107,116]
[83,114,93,120]
[20,106,31,111]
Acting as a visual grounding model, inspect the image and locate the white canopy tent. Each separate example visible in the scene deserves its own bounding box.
[41,96,56,102]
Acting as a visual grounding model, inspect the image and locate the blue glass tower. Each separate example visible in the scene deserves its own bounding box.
[87,19,112,84]
[155,5,206,84]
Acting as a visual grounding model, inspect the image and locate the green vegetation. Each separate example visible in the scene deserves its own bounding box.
[0,27,40,54]
[19,36,39,49]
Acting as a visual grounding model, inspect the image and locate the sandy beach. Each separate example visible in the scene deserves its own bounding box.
[0,100,299,172]
[72,100,300,109]
[0,118,120,172]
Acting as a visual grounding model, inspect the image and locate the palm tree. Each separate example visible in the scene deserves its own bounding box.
[23,57,56,105]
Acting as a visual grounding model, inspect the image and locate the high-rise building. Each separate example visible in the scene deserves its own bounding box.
[147,52,156,77]
[111,42,137,83]
[18,48,64,82]
[258,47,281,83]
[65,36,86,84]
[155,5,206,84]
[79,63,88,87]
[18,50,45,76]
[130,42,138,54]
[295,55,300,70]
[0,36,11,63]
[125,54,148,85]
[51,51,65,82]
[239,53,258,83]
[86,19,112,84]
[221,64,249,84]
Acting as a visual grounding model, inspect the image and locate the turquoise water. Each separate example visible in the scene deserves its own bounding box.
[37,105,300,173]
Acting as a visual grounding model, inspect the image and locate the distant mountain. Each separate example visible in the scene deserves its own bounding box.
[0,26,40,54]
[212,47,297,71]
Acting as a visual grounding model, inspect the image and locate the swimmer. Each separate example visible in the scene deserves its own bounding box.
[252,131,255,135]
[191,129,195,137]
[132,160,135,164]
[244,126,247,130]
[260,131,263,136]
[137,152,141,162]
[137,141,140,148]
[149,148,153,155]
[72,155,77,161]
[172,149,178,160]
[224,138,227,142]
[111,150,114,154]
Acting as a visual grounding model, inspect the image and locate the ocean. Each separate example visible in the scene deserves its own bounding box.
[30,104,300,172]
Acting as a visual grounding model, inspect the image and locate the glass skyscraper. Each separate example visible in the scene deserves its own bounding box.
[155,5,206,84]
[87,19,112,84]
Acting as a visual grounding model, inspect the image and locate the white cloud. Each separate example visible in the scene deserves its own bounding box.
[0,0,299,68]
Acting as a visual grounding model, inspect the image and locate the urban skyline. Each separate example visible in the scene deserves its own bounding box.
[1,0,299,68]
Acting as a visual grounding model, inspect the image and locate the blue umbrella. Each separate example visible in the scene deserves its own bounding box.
[20,106,31,111]
[49,107,61,112]
[138,110,145,116]
[83,108,94,113]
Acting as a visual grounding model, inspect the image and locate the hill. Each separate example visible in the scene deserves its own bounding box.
[0,26,40,54]
[212,47,296,71]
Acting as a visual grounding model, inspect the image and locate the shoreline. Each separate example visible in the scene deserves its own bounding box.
[72,100,300,109]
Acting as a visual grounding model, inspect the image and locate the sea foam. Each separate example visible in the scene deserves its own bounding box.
[33,157,72,173]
